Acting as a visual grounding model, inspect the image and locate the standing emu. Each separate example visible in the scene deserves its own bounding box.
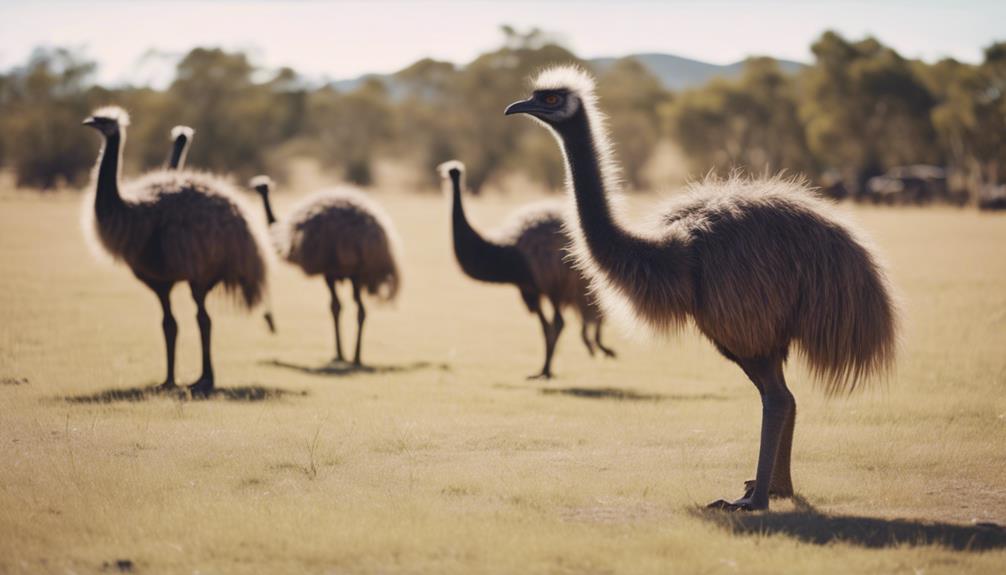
[168,126,194,170]
[506,66,898,510]
[250,176,400,366]
[82,107,270,394]
[439,160,614,380]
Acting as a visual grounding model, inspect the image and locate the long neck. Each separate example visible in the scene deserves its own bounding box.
[95,131,125,222]
[554,106,650,267]
[554,106,693,320]
[169,135,189,170]
[450,173,531,285]
[258,190,278,226]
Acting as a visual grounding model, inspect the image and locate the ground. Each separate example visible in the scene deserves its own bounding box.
[1,185,1004,574]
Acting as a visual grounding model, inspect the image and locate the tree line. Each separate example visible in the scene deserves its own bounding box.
[0,28,1002,203]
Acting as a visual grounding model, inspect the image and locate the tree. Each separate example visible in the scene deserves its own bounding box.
[596,58,669,189]
[799,32,937,197]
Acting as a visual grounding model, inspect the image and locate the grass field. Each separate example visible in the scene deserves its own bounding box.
[1,184,1005,574]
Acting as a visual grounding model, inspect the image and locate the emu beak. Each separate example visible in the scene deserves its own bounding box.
[82,117,96,127]
[504,98,541,116]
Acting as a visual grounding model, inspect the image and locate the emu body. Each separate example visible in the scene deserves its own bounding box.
[506,67,897,510]
[82,107,269,394]
[440,161,614,380]
[252,177,400,366]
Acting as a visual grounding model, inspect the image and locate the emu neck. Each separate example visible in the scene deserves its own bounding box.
[95,132,125,222]
[169,135,189,170]
[554,106,654,270]
[259,191,278,226]
[450,174,531,285]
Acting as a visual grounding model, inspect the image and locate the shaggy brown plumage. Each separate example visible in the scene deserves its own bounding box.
[82,106,270,394]
[252,177,400,365]
[506,65,898,511]
[439,161,614,379]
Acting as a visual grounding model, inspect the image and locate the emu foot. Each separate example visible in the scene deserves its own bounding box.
[527,371,553,381]
[600,347,617,359]
[743,479,794,500]
[707,496,765,512]
[188,377,214,397]
[157,380,177,391]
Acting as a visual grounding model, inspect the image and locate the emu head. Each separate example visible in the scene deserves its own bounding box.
[170,125,194,143]
[504,65,594,126]
[82,106,130,137]
[249,175,273,196]
[437,160,465,184]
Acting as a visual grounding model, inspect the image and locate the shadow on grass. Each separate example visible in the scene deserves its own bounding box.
[262,359,449,377]
[535,386,728,402]
[63,384,307,404]
[694,496,1006,551]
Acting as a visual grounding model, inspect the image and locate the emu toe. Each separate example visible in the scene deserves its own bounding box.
[188,377,214,398]
[527,371,553,381]
[707,496,764,512]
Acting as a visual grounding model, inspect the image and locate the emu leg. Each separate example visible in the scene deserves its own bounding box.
[351,279,366,366]
[594,319,617,358]
[709,355,794,511]
[743,405,796,499]
[326,276,345,362]
[189,283,215,395]
[528,303,554,380]
[148,281,177,389]
[581,321,596,357]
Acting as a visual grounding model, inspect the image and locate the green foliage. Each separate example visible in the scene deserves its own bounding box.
[799,32,938,195]
[664,57,813,177]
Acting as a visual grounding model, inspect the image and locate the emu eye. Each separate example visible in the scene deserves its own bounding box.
[544,94,560,106]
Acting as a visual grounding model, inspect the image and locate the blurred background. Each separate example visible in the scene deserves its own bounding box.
[0,0,1003,207]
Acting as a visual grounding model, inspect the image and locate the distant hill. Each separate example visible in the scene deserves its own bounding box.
[589,53,805,91]
[329,52,805,94]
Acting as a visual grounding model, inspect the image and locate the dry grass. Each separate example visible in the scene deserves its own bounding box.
[1,185,1004,574]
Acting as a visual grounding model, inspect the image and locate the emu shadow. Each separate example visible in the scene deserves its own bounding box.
[63,384,306,404]
[262,359,449,378]
[694,497,1006,551]
[538,386,728,402]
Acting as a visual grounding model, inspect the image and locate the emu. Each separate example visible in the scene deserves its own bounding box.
[168,126,194,170]
[439,160,614,380]
[506,66,898,510]
[82,107,270,395]
[250,176,400,366]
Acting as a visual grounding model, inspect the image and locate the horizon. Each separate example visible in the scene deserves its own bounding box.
[1,0,1003,87]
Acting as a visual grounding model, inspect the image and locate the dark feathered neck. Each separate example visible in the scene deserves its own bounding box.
[258,189,278,226]
[95,131,125,222]
[554,105,655,269]
[450,172,532,286]
[169,134,189,170]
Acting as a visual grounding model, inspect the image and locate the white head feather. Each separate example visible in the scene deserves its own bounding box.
[436,160,465,179]
[170,125,194,140]
[249,175,274,190]
[89,106,131,127]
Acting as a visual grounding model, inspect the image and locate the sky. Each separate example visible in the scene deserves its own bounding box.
[0,0,1003,86]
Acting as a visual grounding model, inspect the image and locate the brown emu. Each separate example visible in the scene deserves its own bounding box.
[506,67,898,510]
[82,107,270,394]
[168,126,194,170]
[251,176,400,366]
[439,160,614,380]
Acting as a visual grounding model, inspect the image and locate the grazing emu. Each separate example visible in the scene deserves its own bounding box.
[168,126,194,170]
[250,176,400,365]
[506,66,898,510]
[438,160,614,380]
[82,106,270,394]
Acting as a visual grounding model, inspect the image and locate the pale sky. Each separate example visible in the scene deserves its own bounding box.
[0,0,1002,86]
